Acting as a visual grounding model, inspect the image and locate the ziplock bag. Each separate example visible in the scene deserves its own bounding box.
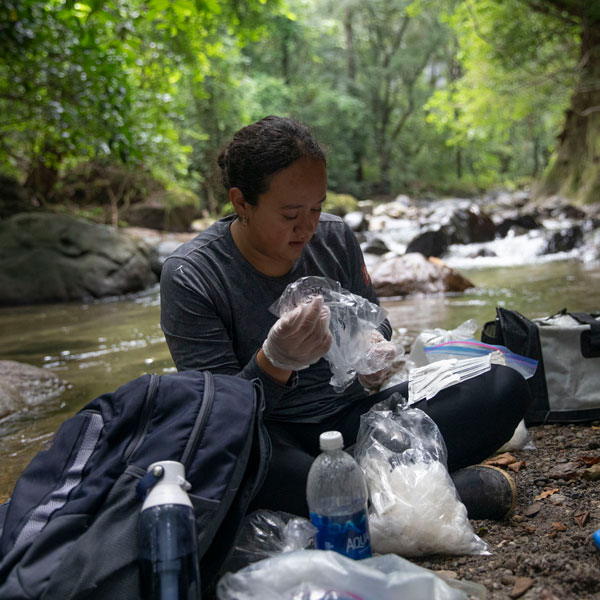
[354,396,489,558]
[270,276,402,392]
[424,339,538,380]
[222,510,316,573]
[217,550,482,600]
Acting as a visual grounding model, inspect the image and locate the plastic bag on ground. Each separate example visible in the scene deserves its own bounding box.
[354,395,489,557]
[270,276,403,392]
[217,550,479,600]
[222,510,316,573]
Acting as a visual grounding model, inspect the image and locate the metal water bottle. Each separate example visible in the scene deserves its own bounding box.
[306,431,372,560]
[138,461,201,600]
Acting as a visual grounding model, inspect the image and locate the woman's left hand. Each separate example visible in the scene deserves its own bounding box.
[357,331,398,390]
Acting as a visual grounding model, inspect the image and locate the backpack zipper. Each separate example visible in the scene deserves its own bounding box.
[124,373,160,461]
[181,371,214,469]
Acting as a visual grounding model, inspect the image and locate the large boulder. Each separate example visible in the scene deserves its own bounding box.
[370,253,474,297]
[0,360,66,419]
[0,212,158,305]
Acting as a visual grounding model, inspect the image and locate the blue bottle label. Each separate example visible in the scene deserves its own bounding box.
[310,508,372,560]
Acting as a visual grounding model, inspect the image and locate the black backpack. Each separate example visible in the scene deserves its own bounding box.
[0,370,270,599]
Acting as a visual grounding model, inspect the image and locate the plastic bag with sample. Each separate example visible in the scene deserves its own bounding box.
[354,395,489,558]
[270,276,402,392]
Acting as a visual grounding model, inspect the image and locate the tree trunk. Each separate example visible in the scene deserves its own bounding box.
[24,156,60,203]
[537,10,600,204]
[344,7,364,185]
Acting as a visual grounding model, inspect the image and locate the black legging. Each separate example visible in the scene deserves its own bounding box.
[249,364,532,517]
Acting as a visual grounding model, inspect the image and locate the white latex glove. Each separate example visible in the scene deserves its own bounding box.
[262,296,332,371]
[358,330,398,390]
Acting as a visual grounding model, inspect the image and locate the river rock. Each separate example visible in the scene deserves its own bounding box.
[0,212,158,305]
[369,253,475,297]
[363,237,390,256]
[447,206,496,244]
[123,193,197,233]
[406,228,450,258]
[494,211,541,238]
[0,360,66,418]
[541,225,584,254]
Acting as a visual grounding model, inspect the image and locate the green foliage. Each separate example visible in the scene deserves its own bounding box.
[324,190,359,216]
[0,0,592,212]
[424,0,578,190]
[0,0,281,199]
[162,184,202,210]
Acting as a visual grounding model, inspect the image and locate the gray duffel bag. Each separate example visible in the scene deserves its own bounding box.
[482,308,600,424]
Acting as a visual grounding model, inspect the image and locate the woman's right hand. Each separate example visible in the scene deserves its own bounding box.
[262,296,332,371]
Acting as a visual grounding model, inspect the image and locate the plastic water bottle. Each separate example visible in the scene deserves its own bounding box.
[138,461,201,600]
[306,431,372,560]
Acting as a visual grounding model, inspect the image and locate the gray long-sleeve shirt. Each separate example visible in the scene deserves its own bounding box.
[160,213,391,422]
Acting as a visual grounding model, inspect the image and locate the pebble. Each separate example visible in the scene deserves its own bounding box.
[548,493,568,505]
[501,574,516,586]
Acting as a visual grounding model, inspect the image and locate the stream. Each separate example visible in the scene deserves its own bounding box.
[1,255,599,500]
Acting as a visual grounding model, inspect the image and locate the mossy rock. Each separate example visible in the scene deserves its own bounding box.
[325,191,359,217]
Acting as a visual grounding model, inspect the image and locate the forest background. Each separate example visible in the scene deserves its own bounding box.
[1,0,598,222]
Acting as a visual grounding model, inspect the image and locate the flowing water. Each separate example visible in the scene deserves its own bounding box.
[1,257,599,500]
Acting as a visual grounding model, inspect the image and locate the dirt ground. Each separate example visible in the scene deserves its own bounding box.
[206,422,599,599]
[414,421,600,599]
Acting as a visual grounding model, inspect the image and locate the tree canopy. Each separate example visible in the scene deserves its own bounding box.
[1,0,597,210]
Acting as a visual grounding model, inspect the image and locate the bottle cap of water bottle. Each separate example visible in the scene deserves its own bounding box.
[319,430,343,451]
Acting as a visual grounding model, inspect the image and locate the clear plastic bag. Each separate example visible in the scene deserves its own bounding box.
[407,319,479,369]
[222,510,317,573]
[270,276,402,392]
[217,550,479,600]
[423,340,538,380]
[383,320,536,452]
[354,395,489,557]
[384,319,479,388]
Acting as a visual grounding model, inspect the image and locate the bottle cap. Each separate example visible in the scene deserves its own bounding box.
[141,460,193,511]
[320,430,343,451]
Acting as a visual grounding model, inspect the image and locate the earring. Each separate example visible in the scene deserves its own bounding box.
[239,215,249,226]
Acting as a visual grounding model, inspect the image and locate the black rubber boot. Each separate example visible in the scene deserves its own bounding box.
[451,465,517,520]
